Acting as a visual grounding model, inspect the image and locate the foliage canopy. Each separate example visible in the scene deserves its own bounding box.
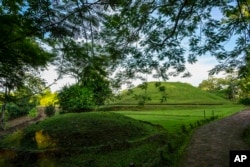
[1,0,249,82]
[0,0,249,113]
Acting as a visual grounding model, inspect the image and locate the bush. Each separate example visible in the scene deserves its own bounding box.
[45,104,56,117]
[58,84,94,113]
[243,126,250,146]
[6,103,20,119]
[28,108,38,118]
[6,98,36,120]
[239,98,250,105]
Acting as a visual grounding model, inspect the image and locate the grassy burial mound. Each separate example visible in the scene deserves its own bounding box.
[114,82,230,105]
[0,112,176,167]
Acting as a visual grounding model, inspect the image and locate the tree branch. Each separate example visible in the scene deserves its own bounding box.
[159,0,190,46]
[0,0,108,48]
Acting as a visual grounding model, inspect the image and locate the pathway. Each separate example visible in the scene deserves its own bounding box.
[178,109,250,167]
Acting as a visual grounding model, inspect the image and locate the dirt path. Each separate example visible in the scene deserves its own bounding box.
[178,109,250,167]
[0,107,46,138]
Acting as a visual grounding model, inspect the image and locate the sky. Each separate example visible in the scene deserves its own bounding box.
[41,65,76,92]
[41,55,224,92]
[166,56,222,86]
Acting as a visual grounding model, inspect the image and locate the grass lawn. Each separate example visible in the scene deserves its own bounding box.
[114,104,246,133]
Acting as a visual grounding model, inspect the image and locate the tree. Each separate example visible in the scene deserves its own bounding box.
[235,73,250,104]
[101,0,250,84]
[80,67,112,106]
[1,0,249,79]
[0,72,47,122]
[0,0,114,124]
[39,89,58,106]
[198,77,226,92]
[205,0,250,75]
[5,86,39,120]
[155,82,168,103]
[199,74,240,101]
[0,13,54,127]
[1,0,250,107]
[55,40,112,106]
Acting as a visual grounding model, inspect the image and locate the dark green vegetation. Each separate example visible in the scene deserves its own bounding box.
[6,100,36,120]
[243,126,250,146]
[58,84,95,113]
[44,104,56,117]
[0,112,175,167]
[114,82,230,105]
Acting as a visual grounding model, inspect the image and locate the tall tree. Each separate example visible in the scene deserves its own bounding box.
[55,39,112,106]
[101,0,250,84]
[0,13,54,127]
[0,0,116,122]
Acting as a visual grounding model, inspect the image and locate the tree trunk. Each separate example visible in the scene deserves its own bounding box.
[0,102,6,130]
[0,86,9,130]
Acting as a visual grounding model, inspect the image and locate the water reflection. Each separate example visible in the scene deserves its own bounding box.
[35,130,56,149]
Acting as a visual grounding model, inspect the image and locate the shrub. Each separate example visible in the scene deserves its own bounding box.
[6,98,36,120]
[181,125,188,133]
[45,104,56,117]
[28,108,38,118]
[159,86,166,92]
[239,97,250,105]
[58,84,94,113]
[6,103,20,119]
[242,126,250,145]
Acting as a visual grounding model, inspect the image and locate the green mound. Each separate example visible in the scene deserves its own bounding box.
[115,82,230,105]
[0,112,170,167]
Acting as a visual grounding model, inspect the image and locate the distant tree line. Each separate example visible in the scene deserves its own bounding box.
[199,73,250,104]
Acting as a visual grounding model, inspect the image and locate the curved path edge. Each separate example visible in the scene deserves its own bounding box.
[178,109,250,167]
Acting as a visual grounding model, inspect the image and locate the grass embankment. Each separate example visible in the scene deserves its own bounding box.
[114,82,229,105]
[0,112,177,167]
